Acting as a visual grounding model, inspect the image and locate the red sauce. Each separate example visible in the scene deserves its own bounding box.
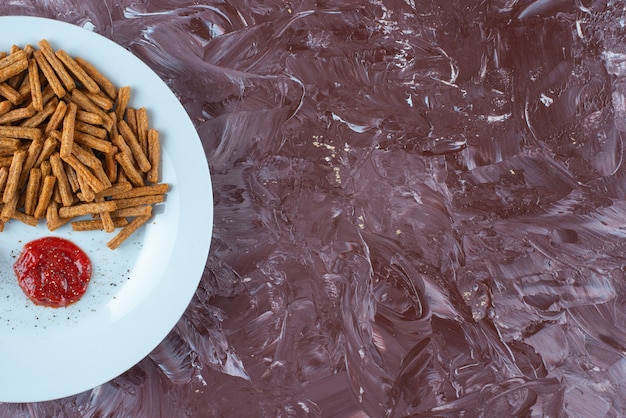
[13,237,92,308]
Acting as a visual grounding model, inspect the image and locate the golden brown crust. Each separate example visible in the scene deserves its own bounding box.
[0,40,166,249]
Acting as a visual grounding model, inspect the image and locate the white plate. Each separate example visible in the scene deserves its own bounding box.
[0,16,213,402]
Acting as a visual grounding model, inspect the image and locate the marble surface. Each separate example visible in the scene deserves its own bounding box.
[1,0,626,417]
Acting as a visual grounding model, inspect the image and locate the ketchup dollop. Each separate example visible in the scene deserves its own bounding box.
[13,237,92,308]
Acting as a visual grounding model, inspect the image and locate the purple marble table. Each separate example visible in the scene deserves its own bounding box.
[1,0,626,417]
